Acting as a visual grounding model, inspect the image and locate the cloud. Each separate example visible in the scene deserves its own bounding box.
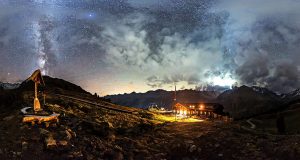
[213,0,300,92]
[195,84,230,92]
[90,7,230,91]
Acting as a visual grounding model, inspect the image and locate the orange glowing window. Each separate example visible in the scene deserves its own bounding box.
[200,105,205,110]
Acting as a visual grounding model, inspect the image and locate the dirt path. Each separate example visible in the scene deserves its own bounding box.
[246,119,256,129]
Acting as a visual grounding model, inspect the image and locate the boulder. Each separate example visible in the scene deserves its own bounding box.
[58,140,68,146]
[45,135,57,149]
[81,120,110,136]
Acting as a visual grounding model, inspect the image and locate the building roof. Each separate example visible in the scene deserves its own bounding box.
[174,102,222,112]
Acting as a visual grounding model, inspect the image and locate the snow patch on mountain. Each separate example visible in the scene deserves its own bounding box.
[0,82,20,90]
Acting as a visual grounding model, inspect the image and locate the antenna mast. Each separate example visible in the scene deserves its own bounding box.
[174,82,177,102]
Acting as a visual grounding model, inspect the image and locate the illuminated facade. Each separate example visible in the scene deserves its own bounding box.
[173,102,224,118]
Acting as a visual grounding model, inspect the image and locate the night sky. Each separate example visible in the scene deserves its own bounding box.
[0,0,300,95]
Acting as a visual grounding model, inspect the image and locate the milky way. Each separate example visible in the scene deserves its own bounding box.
[0,0,300,95]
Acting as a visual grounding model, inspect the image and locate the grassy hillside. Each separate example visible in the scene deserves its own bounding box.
[252,103,300,134]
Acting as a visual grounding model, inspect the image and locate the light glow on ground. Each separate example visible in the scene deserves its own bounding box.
[153,114,204,123]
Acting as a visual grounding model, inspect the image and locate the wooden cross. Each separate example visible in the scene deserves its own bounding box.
[26,69,45,112]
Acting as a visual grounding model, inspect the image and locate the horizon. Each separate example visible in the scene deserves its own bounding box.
[2,74,298,96]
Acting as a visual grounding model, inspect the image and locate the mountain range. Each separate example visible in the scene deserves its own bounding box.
[105,89,219,109]
[1,77,300,119]
[0,82,20,90]
[106,86,300,119]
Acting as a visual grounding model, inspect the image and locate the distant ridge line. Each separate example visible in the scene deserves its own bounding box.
[55,94,136,114]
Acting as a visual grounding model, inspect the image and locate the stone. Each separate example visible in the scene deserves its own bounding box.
[45,135,57,148]
[67,128,76,138]
[103,150,124,160]
[108,133,116,142]
[22,141,28,150]
[51,123,57,128]
[39,128,50,136]
[114,145,123,152]
[81,120,110,136]
[65,130,72,140]
[189,145,197,153]
[113,151,124,160]
[68,151,83,158]
[185,140,194,144]
[108,121,114,129]
[58,140,68,146]
[218,153,223,157]
[3,115,14,121]
[44,122,50,128]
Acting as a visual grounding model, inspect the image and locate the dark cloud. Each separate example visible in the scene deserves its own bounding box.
[146,74,200,88]
[213,0,300,92]
[266,61,299,93]
[232,20,300,92]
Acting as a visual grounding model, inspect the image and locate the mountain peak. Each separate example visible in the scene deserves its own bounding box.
[282,88,300,99]
[18,76,89,95]
[0,82,20,90]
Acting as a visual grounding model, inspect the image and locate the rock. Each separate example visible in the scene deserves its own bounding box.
[68,151,83,158]
[189,145,197,153]
[3,115,14,121]
[103,150,124,160]
[138,122,154,132]
[108,121,114,129]
[153,139,159,144]
[185,140,194,144]
[108,133,116,142]
[81,121,110,136]
[39,128,50,136]
[135,149,150,159]
[30,134,40,141]
[58,140,68,146]
[67,128,76,138]
[154,153,167,159]
[22,141,28,150]
[218,153,223,157]
[113,151,124,160]
[65,130,72,140]
[51,123,57,128]
[197,147,202,152]
[45,135,57,149]
[0,149,3,154]
[114,145,123,152]
[215,144,220,147]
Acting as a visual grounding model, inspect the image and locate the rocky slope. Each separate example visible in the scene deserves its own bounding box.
[0,76,157,159]
[281,89,300,104]
[217,86,283,119]
[1,77,300,159]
